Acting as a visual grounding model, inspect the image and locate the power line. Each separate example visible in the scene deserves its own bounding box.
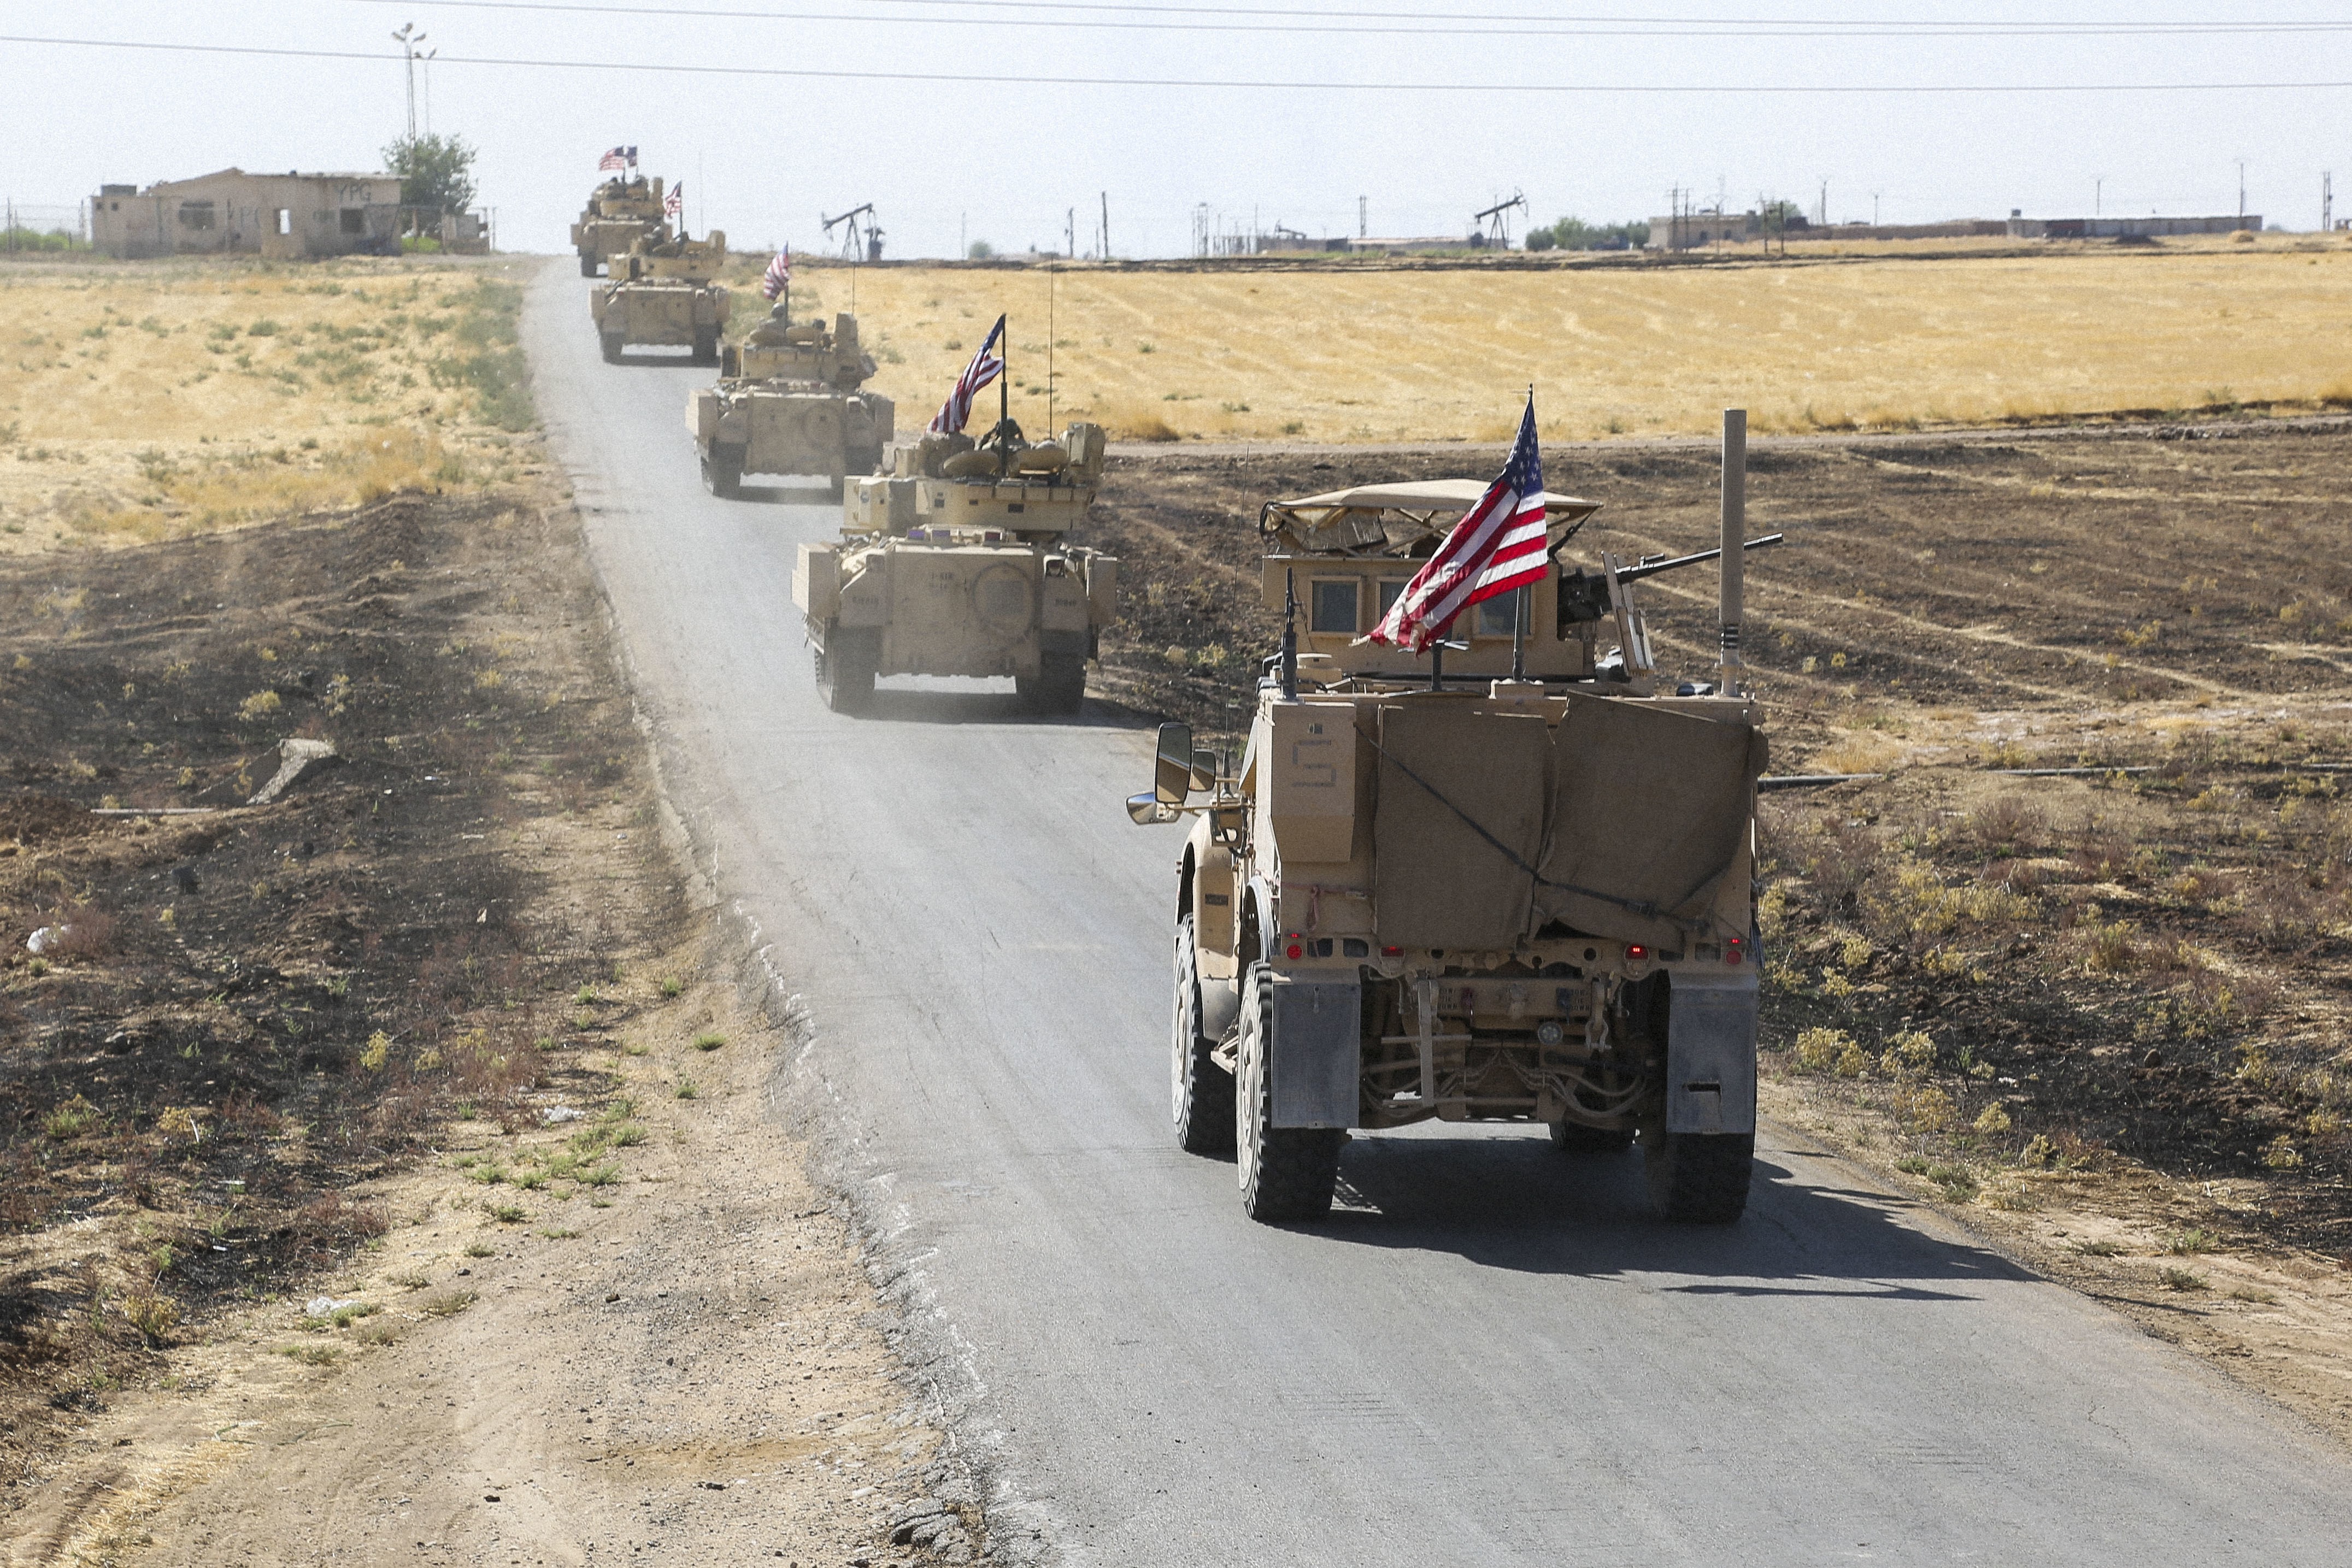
[8,33,2351,92]
[350,0,2352,40]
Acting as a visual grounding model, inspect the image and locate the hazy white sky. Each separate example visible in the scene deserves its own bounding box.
[5,2,2347,257]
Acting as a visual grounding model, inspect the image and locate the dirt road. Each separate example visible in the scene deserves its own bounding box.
[520,257,2352,1565]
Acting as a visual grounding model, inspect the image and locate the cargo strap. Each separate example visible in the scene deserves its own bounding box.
[1367,734,1714,934]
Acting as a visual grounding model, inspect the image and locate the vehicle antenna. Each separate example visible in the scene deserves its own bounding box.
[1280,568,1299,700]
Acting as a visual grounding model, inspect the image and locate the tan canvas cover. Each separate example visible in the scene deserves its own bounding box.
[1269,480,1598,520]
[1536,694,1767,947]
[1371,702,1549,951]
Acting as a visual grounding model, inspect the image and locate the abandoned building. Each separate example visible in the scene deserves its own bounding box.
[91,169,405,260]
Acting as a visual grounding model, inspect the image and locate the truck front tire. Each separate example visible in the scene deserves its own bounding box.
[814,628,877,715]
[692,326,720,366]
[700,444,744,499]
[1172,916,1235,1156]
[600,333,625,364]
[579,252,599,278]
[1236,962,1344,1222]
[1644,1129,1753,1223]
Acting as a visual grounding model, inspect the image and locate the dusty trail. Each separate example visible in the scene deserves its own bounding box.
[521,256,2352,1566]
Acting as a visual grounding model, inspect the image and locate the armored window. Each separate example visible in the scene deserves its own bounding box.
[177,201,216,229]
[339,208,366,235]
[1473,590,1524,637]
[1310,579,1359,634]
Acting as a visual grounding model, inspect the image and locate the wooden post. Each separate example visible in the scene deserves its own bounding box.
[1720,408,1747,694]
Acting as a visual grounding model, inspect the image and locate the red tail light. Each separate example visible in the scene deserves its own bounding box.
[1627,944,1648,961]
[1726,936,1745,966]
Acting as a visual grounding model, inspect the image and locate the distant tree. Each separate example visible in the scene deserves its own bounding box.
[967,239,995,260]
[384,133,478,216]
[1525,225,1557,252]
[1545,216,1650,251]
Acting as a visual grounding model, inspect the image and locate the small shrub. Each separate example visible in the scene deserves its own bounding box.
[486,1203,526,1223]
[238,689,283,722]
[2074,1239,2125,1257]
[1895,1084,1957,1135]
[1972,1103,2013,1137]
[2263,1134,2304,1170]
[2228,1285,2279,1305]
[2159,1266,2208,1292]
[358,1031,391,1071]
[1793,1026,1853,1075]
[123,1292,180,1346]
[44,1095,99,1141]
[279,1343,342,1366]
[2163,1229,2220,1255]
[692,1031,725,1052]
[660,976,683,998]
[675,1079,699,1100]
[418,1289,477,1318]
[578,1163,620,1187]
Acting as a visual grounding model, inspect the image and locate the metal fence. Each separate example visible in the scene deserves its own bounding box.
[3,201,87,251]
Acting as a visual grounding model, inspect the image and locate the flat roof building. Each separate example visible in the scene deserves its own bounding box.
[92,168,403,260]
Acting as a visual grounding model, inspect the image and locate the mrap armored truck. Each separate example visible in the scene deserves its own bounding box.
[590,231,730,364]
[687,309,895,499]
[569,175,670,277]
[1131,437,1775,1225]
[791,421,1116,716]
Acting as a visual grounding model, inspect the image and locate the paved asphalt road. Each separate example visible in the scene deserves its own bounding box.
[523,262,2349,1567]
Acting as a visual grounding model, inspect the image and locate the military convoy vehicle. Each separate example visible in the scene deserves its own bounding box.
[1130,420,1777,1225]
[569,175,671,277]
[590,230,730,364]
[686,308,895,499]
[791,420,1117,716]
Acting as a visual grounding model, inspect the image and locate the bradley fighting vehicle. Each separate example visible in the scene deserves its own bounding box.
[687,308,895,499]
[591,230,730,365]
[1130,414,1779,1224]
[569,175,671,277]
[792,418,1117,716]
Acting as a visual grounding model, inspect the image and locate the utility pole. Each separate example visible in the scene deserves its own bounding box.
[960,210,966,258]
[2094,176,2103,217]
[2237,157,2249,223]
[2326,172,2335,233]
[1359,194,1367,238]
[1818,178,1828,228]
[1066,207,1074,260]
[391,23,427,140]
[1872,190,1881,227]
[1100,191,1109,261]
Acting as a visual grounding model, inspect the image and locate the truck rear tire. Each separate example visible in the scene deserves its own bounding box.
[579,252,599,278]
[1550,1121,1636,1154]
[1644,1129,1753,1223]
[692,326,720,366]
[814,628,876,715]
[850,443,884,479]
[1015,653,1086,716]
[599,333,625,364]
[1172,915,1235,1156]
[1235,961,1343,1223]
[700,444,744,499]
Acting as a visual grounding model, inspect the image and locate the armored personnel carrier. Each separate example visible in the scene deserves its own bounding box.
[569,175,671,277]
[590,230,730,364]
[686,308,895,499]
[1130,418,1778,1224]
[791,420,1117,716]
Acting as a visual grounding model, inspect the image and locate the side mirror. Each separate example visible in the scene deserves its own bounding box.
[1127,792,1179,826]
[1154,721,1194,806]
[1191,747,1216,793]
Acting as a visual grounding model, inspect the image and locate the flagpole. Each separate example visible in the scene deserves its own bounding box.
[998,314,1012,476]
[1510,585,1527,681]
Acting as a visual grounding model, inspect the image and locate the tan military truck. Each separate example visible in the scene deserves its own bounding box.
[791,421,1116,715]
[686,309,895,499]
[1129,438,1779,1225]
[590,230,730,364]
[569,175,671,277]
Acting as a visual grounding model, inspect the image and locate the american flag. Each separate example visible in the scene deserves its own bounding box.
[598,145,636,172]
[928,314,1006,435]
[1367,395,1550,655]
[663,181,683,219]
[761,246,791,301]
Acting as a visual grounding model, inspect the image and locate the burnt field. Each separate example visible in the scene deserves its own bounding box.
[1076,419,2352,1255]
[0,493,671,1461]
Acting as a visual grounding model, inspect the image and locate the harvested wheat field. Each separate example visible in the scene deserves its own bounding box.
[0,256,540,556]
[742,240,2352,445]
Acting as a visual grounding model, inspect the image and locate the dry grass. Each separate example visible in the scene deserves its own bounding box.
[0,256,538,555]
[743,240,2352,445]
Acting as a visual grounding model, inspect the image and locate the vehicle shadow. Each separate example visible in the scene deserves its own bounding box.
[605,349,709,368]
[1294,1131,2033,1295]
[855,687,1103,727]
[732,481,844,505]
